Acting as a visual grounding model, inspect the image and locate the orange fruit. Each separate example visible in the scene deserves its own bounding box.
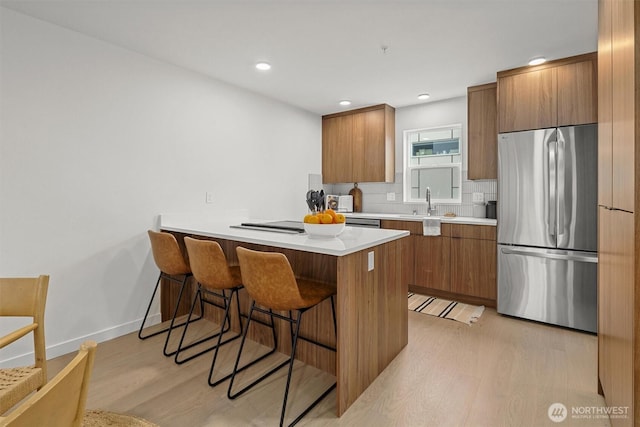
[325,209,338,222]
[303,214,314,223]
[335,213,346,223]
[319,213,333,224]
[306,215,320,224]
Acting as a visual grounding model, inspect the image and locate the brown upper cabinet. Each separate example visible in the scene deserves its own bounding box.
[322,104,395,184]
[467,83,497,180]
[597,0,638,422]
[497,52,597,133]
[598,0,634,212]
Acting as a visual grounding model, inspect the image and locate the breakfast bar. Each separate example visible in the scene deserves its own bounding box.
[159,214,409,416]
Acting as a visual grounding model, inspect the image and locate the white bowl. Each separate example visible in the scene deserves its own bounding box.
[304,222,346,238]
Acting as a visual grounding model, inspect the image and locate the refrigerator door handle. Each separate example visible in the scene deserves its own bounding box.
[547,139,557,239]
[557,133,566,238]
[500,247,598,263]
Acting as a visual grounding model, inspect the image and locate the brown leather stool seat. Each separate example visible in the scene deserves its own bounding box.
[228,247,337,427]
[140,230,202,358]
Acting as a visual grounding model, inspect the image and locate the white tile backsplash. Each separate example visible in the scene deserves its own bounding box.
[308,173,323,191]
[323,171,497,217]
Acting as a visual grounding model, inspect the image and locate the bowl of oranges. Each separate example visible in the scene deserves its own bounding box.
[303,209,346,238]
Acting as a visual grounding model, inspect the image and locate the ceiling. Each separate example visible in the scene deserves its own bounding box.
[1,0,598,115]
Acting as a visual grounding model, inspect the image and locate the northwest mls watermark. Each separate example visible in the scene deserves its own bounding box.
[548,402,629,423]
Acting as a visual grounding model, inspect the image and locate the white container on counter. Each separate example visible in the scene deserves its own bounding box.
[472,192,486,218]
[473,203,486,218]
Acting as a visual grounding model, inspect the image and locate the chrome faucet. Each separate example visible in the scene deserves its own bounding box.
[425,187,435,216]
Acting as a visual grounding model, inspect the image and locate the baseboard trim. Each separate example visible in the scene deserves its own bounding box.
[0,314,161,367]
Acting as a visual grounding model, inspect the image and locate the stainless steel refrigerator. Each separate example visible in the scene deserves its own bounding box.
[497,124,598,333]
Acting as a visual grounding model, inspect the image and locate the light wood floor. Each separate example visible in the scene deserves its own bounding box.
[48,308,610,427]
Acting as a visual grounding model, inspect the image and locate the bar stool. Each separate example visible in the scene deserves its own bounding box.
[229,246,337,427]
[175,238,245,385]
[140,230,202,358]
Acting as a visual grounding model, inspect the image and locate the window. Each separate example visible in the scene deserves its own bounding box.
[403,124,462,204]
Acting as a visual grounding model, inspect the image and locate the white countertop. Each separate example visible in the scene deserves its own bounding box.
[344,212,497,226]
[159,214,409,257]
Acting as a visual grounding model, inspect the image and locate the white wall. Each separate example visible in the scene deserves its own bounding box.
[0,8,321,365]
[395,96,469,175]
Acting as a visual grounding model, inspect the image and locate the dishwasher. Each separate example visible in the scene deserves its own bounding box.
[345,217,381,228]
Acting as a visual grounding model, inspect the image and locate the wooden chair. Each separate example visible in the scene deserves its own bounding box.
[229,247,337,427]
[140,230,202,357]
[0,341,97,427]
[0,275,49,415]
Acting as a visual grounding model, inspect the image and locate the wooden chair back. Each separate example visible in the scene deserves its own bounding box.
[0,275,49,381]
[0,341,97,427]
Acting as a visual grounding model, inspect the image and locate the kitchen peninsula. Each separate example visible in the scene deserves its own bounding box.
[159,214,409,416]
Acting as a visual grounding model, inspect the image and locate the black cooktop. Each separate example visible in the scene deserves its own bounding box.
[232,220,305,234]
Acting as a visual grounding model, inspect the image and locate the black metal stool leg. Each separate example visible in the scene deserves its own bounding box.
[281,309,337,427]
[227,302,256,397]
[330,295,337,336]
[207,287,243,386]
[138,273,163,340]
[174,287,241,364]
[288,310,295,347]
[286,300,338,427]
[227,303,281,398]
[139,273,195,341]
[188,286,206,324]
[280,311,302,427]
[227,300,336,426]
[162,274,190,357]
[174,286,208,363]
[218,289,233,335]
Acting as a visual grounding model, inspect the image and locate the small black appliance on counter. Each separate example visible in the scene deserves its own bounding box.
[486,201,497,219]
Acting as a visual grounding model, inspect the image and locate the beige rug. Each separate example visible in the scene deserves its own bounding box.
[83,409,159,427]
[408,292,484,325]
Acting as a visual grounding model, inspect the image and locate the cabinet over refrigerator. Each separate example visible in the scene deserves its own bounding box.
[497,124,598,333]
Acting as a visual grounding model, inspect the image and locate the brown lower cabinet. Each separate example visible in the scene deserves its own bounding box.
[380,220,420,289]
[381,220,496,307]
[414,226,451,292]
[598,207,634,426]
[450,224,497,301]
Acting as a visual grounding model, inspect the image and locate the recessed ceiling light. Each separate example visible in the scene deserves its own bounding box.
[417,93,430,100]
[255,62,271,71]
[339,100,352,106]
[528,57,546,66]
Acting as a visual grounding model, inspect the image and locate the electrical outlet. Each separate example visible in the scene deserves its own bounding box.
[472,192,484,203]
[206,192,214,204]
[386,192,396,201]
